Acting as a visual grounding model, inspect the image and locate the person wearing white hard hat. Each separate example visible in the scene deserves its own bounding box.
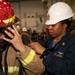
[28,2,75,75]
[0,0,45,75]
[21,27,31,45]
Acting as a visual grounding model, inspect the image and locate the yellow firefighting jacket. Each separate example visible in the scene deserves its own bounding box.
[2,45,45,75]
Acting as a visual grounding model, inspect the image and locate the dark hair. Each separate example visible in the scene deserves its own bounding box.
[61,17,72,27]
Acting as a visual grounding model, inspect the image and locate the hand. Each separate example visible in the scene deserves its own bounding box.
[0,25,25,52]
[28,42,45,55]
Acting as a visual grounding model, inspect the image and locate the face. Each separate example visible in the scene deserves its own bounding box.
[47,22,67,38]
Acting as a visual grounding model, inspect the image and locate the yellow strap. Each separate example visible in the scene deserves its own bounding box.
[21,49,35,66]
[3,15,15,24]
[3,66,19,73]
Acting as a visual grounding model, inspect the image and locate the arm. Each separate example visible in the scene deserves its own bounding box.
[17,46,45,75]
[0,25,45,75]
[28,42,75,75]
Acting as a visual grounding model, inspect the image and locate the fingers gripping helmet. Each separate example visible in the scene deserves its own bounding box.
[45,2,74,25]
[0,0,19,27]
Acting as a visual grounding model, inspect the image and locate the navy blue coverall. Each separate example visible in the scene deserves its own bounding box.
[42,32,75,75]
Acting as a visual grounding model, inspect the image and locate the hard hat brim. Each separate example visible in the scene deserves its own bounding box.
[45,14,74,25]
[45,19,58,25]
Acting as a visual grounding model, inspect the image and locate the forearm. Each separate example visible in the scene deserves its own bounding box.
[17,45,45,74]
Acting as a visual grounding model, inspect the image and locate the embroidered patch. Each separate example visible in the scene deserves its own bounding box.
[54,52,64,58]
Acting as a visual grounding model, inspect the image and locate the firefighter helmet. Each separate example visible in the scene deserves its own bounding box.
[0,0,19,27]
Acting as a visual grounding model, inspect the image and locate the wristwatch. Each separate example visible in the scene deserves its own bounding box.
[40,50,49,59]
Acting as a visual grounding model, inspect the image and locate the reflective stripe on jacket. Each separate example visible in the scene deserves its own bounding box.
[2,45,45,75]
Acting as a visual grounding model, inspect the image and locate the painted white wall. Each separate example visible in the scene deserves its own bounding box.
[11,2,20,19]
[10,1,45,32]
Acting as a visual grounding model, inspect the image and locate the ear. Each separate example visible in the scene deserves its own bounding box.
[63,23,67,28]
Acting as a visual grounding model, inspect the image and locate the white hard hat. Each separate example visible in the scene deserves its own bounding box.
[22,27,27,31]
[45,2,74,25]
